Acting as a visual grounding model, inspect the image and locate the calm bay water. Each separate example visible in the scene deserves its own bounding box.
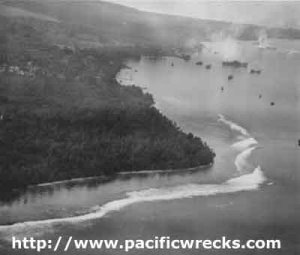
[0,39,299,254]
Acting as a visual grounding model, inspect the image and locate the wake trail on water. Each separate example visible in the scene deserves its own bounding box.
[0,168,266,239]
[232,138,258,151]
[0,115,266,238]
[234,147,256,172]
[217,114,249,137]
[218,114,259,173]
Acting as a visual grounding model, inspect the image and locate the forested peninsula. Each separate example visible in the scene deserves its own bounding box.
[0,1,218,190]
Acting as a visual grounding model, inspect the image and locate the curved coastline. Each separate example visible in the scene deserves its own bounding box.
[22,62,212,189]
[29,58,215,189]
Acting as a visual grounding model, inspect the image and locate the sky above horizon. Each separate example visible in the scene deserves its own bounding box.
[105,0,300,28]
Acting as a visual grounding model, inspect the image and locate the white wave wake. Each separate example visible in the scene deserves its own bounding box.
[0,114,266,238]
[218,114,260,174]
[234,147,256,172]
[218,114,249,136]
[0,168,265,237]
[232,137,258,151]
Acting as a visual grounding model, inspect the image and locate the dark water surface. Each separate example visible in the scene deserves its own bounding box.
[0,39,299,254]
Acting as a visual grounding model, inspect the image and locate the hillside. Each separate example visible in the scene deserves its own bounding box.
[1,0,300,50]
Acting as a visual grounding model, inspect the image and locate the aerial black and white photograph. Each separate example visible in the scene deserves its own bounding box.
[0,0,299,254]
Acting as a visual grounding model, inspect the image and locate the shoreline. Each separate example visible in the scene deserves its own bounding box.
[30,162,213,188]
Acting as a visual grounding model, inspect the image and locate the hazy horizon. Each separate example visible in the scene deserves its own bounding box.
[104,0,300,29]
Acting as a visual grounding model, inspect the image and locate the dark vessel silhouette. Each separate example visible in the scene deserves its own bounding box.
[222,60,248,68]
[182,54,191,61]
[250,69,262,74]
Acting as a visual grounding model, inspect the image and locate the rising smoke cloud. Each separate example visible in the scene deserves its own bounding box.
[208,30,244,61]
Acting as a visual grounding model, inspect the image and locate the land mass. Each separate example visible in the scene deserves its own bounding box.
[1,0,299,190]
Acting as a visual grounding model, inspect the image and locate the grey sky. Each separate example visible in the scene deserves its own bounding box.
[105,0,300,28]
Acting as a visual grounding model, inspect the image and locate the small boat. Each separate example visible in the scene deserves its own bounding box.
[222,60,248,68]
[228,75,233,80]
[182,54,191,61]
[205,64,211,69]
[250,69,262,74]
